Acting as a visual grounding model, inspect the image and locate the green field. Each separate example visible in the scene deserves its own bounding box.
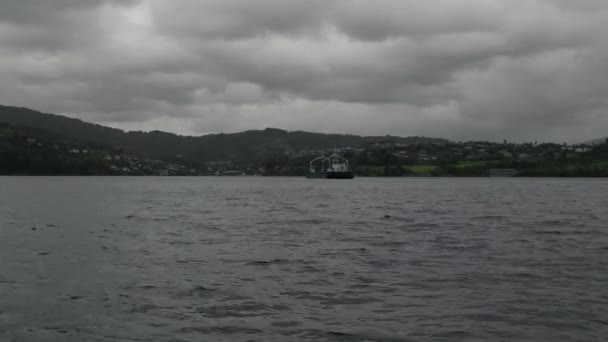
[455,160,498,168]
[408,165,437,175]
[357,161,501,176]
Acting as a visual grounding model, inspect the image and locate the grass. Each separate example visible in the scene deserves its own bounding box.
[358,160,500,176]
[408,165,437,175]
[455,160,499,168]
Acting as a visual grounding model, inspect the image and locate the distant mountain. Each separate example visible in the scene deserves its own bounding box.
[0,105,448,162]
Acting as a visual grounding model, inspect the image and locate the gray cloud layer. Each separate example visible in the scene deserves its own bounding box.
[1,0,607,142]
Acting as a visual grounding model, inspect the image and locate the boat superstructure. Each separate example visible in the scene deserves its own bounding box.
[306,150,354,179]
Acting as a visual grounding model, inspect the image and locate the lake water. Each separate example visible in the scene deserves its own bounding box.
[0,177,607,341]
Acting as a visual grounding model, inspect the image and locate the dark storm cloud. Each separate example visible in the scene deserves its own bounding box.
[0,0,607,142]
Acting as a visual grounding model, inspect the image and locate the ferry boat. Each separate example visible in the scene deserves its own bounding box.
[306,152,354,179]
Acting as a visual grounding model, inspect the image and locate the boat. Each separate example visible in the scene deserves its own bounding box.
[306,152,354,179]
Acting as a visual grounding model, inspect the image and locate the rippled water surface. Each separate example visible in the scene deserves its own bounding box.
[1,177,607,341]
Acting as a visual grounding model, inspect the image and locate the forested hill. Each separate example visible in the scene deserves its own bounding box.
[0,122,117,175]
[0,105,447,162]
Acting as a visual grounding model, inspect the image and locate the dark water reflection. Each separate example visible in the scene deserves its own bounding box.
[1,177,607,341]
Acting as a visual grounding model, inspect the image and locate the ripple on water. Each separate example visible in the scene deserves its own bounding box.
[245,259,291,266]
[196,302,289,318]
[175,286,220,299]
[175,326,263,335]
[1,177,607,342]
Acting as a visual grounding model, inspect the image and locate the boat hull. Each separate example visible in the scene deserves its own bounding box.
[306,171,354,179]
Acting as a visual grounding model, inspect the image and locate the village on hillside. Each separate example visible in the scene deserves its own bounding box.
[2,121,607,177]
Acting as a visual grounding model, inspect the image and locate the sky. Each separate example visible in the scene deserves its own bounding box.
[1,0,607,142]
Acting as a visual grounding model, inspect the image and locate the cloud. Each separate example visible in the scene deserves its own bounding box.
[0,0,607,142]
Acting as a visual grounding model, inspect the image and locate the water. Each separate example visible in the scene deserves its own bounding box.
[0,177,607,341]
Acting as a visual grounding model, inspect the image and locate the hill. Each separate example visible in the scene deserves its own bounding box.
[0,105,448,163]
[0,122,117,175]
[0,122,213,175]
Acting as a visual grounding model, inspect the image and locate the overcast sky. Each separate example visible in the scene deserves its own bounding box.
[1,0,607,142]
